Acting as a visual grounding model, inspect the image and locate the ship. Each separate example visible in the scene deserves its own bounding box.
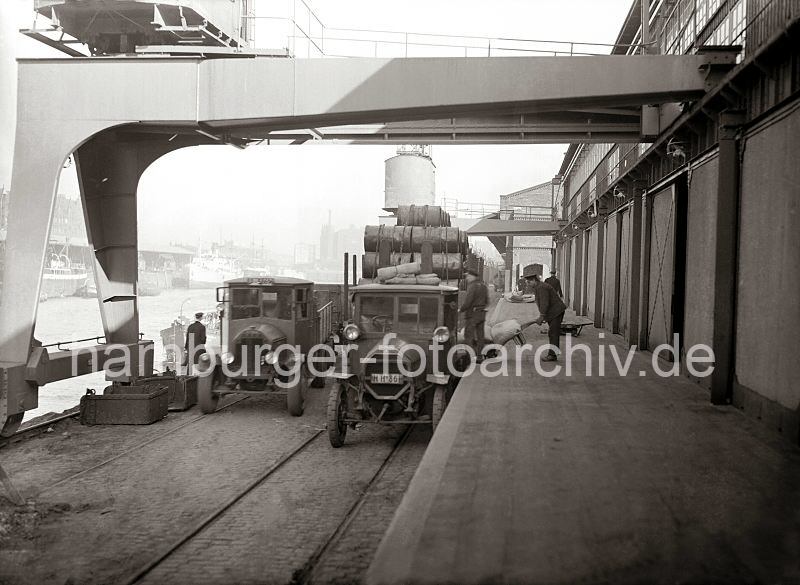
[41,253,89,299]
[188,253,243,289]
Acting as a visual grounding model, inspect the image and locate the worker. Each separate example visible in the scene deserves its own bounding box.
[460,267,488,362]
[523,267,566,362]
[184,311,207,375]
[545,269,564,298]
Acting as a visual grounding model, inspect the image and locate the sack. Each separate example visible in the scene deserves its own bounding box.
[415,275,441,285]
[489,319,523,345]
[376,261,421,281]
[396,261,422,275]
[385,276,418,285]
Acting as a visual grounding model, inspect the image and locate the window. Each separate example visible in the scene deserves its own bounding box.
[398,297,419,332]
[419,297,439,334]
[608,147,620,182]
[294,287,309,320]
[443,296,458,331]
[359,296,395,333]
[261,288,292,320]
[230,287,260,320]
[398,296,439,333]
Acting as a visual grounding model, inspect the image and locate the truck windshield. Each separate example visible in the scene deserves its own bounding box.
[230,287,260,320]
[261,287,292,320]
[229,286,291,320]
[398,296,439,334]
[359,296,394,333]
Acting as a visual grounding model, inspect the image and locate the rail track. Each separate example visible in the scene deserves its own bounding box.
[0,396,250,501]
[121,425,414,585]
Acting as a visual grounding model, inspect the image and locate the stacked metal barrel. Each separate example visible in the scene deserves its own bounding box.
[362,205,470,282]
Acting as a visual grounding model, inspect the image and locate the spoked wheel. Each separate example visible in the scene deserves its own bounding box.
[286,373,306,417]
[327,382,348,448]
[431,384,448,432]
[198,364,221,414]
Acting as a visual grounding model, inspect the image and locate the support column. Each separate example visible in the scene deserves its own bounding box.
[0,119,118,435]
[75,137,141,346]
[505,236,514,291]
[710,111,744,405]
[574,230,584,314]
[627,194,643,347]
[593,219,605,328]
[75,132,204,349]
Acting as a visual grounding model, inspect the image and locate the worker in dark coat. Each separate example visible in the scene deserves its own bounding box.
[460,268,488,361]
[524,268,567,362]
[184,311,207,375]
[545,269,563,298]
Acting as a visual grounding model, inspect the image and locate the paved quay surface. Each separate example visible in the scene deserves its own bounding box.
[0,386,429,585]
[368,328,800,585]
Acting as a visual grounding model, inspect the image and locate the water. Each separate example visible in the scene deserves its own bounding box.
[24,288,218,421]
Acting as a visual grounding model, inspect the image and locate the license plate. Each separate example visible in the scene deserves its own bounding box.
[370,373,403,384]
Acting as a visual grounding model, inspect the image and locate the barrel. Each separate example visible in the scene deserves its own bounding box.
[396,205,451,227]
[410,226,463,254]
[364,225,464,254]
[363,225,413,253]
[362,252,414,279]
[430,253,463,280]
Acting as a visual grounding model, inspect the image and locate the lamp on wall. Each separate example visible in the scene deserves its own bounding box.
[666,137,686,162]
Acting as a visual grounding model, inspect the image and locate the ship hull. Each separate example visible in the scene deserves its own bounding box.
[42,271,88,298]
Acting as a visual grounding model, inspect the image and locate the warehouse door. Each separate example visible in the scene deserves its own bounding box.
[618,209,631,338]
[586,224,598,320]
[569,237,578,309]
[647,187,676,349]
[603,215,618,331]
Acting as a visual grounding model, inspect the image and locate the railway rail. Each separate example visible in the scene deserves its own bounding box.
[119,426,414,585]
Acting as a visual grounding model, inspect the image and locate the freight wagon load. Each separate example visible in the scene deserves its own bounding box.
[396,204,452,227]
[363,251,464,281]
[362,206,470,281]
[363,225,463,253]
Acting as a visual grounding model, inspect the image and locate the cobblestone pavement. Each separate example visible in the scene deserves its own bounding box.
[307,427,431,585]
[2,395,242,494]
[138,424,415,585]
[0,386,431,585]
[1,390,321,584]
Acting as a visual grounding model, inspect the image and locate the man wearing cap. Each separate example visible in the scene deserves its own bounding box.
[184,312,207,375]
[523,267,566,362]
[460,268,488,361]
[545,269,563,298]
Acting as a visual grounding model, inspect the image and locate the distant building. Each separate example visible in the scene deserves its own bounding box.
[318,210,337,263]
[501,181,554,277]
[318,211,363,265]
[294,243,316,266]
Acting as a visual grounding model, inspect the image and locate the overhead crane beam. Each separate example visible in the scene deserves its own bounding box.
[0,51,734,435]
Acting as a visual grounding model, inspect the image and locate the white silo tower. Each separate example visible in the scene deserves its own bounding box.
[384,145,435,210]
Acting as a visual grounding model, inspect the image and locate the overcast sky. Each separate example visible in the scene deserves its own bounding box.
[2,0,631,255]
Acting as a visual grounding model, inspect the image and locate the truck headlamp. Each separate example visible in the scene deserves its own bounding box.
[344,324,360,341]
[433,326,450,343]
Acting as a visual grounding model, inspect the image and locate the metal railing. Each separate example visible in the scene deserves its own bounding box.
[440,198,554,222]
[244,0,651,59]
[317,300,334,344]
[498,206,555,222]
